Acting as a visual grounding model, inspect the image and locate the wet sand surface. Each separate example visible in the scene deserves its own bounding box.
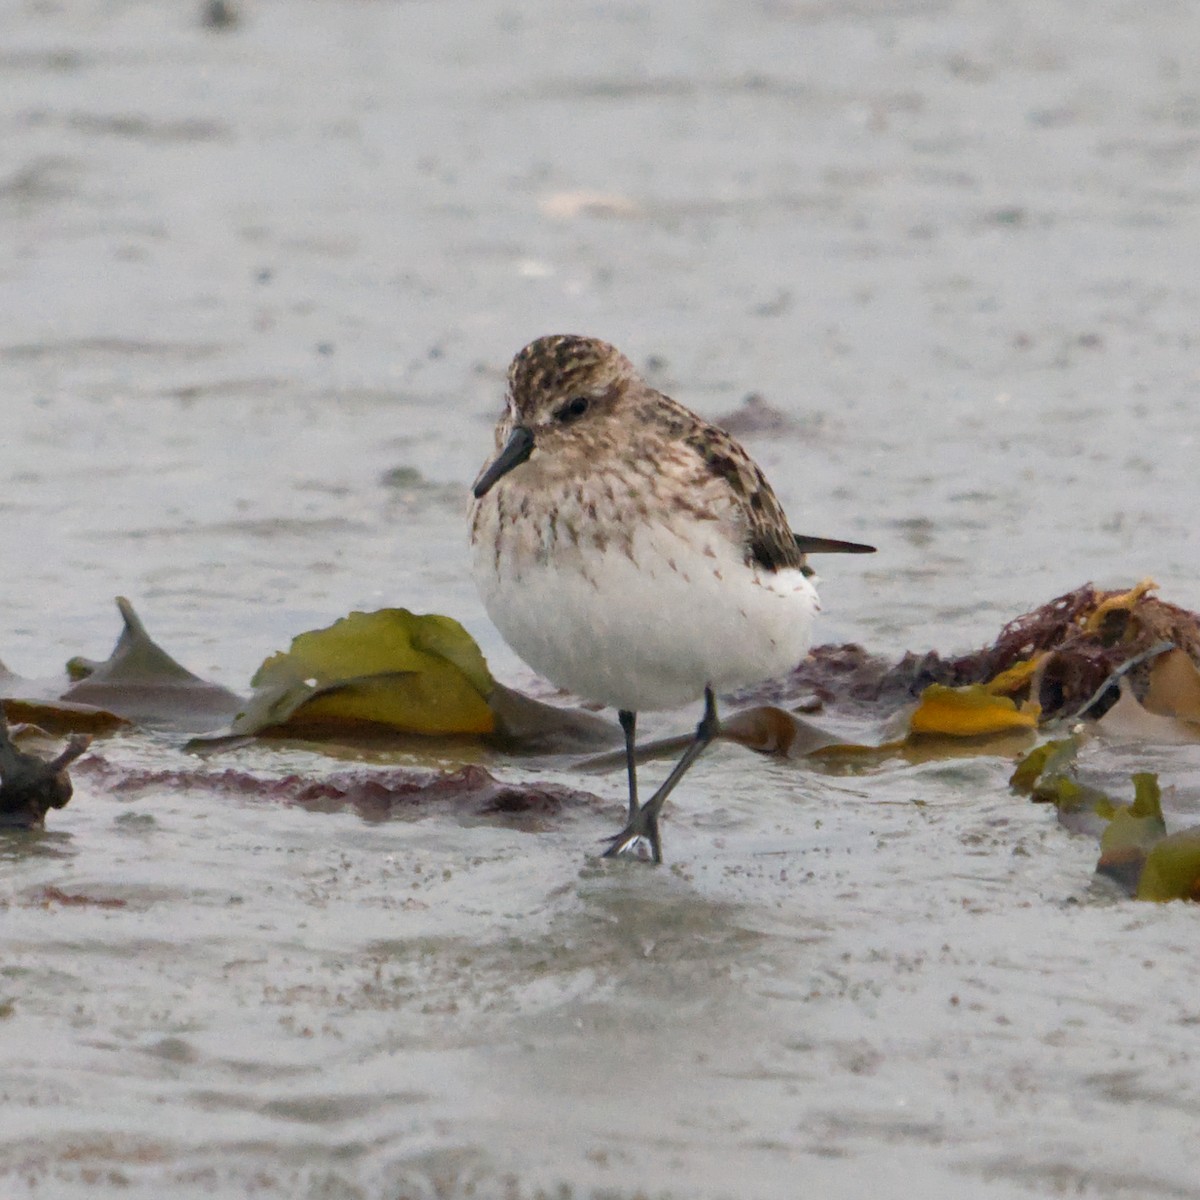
[2,2,1200,1197]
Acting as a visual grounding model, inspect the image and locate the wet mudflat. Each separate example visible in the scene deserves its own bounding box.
[2,1,1200,1197]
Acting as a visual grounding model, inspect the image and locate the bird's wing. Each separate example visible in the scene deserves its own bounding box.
[680,418,806,572]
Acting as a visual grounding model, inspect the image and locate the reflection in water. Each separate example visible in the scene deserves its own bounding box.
[0,828,75,861]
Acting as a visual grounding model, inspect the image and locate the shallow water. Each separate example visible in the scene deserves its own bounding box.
[3,1,1200,1197]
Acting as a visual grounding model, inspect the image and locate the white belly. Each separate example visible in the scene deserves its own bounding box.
[472,513,818,713]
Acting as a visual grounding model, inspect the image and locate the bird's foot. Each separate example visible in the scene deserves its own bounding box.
[600,804,663,864]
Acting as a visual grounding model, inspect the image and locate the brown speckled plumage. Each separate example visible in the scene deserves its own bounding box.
[472,334,837,574]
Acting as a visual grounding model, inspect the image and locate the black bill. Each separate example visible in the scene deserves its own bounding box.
[472,424,535,498]
[793,534,877,555]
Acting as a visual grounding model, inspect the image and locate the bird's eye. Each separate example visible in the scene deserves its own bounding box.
[557,396,590,422]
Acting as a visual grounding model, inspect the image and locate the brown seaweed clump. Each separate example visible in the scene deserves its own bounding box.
[793,581,1200,721]
[945,580,1199,719]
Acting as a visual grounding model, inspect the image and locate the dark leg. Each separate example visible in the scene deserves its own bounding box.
[602,687,719,865]
[618,709,638,821]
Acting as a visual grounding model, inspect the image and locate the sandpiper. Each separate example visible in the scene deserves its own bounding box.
[469,334,874,863]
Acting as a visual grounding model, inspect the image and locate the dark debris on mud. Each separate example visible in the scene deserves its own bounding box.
[0,707,91,829]
[76,759,606,826]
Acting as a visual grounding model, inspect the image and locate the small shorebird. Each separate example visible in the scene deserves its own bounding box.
[469,334,874,863]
